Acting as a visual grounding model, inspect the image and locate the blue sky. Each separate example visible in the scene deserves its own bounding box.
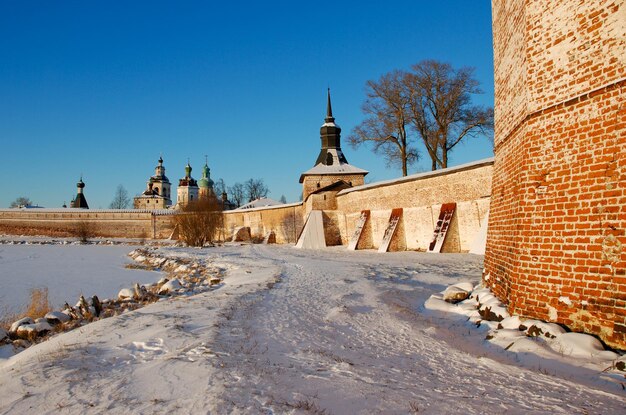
[0,1,494,208]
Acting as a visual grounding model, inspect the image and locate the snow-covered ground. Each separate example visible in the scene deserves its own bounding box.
[0,244,158,312]
[0,243,625,414]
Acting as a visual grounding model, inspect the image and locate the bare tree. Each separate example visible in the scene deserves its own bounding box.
[244,178,269,202]
[214,178,227,196]
[228,183,245,208]
[9,196,32,208]
[348,70,418,176]
[109,184,130,209]
[72,221,95,244]
[405,60,493,170]
[174,198,223,247]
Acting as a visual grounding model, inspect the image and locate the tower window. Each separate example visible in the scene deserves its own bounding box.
[326,153,333,165]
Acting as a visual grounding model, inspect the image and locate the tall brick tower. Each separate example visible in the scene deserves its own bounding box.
[486,1,625,348]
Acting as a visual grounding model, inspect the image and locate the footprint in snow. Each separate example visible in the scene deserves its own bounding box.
[178,343,215,362]
[121,338,166,363]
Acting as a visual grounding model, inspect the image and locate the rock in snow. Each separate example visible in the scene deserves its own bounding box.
[16,321,53,340]
[118,288,134,300]
[9,317,34,334]
[158,279,182,295]
[443,286,470,303]
[45,311,71,325]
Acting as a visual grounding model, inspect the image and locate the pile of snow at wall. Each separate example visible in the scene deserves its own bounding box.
[424,281,626,387]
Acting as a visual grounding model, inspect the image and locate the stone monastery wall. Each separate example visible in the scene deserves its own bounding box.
[224,159,493,252]
[486,0,626,348]
[223,203,305,244]
[335,160,493,251]
[1,161,493,250]
[0,209,176,239]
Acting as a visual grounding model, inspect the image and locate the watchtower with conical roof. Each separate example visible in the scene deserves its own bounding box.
[299,90,368,201]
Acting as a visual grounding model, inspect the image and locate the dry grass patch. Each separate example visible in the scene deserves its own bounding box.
[1,287,52,330]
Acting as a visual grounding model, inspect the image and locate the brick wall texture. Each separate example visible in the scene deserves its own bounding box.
[486,0,626,348]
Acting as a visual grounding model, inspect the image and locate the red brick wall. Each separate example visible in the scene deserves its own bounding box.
[486,0,626,348]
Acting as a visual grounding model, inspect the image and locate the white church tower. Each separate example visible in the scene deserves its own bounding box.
[176,161,199,208]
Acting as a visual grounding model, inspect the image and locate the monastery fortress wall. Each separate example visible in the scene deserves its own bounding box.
[222,159,493,251]
[0,159,492,253]
[0,209,176,239]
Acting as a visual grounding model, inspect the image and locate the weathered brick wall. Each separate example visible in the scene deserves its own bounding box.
[486,0,626,348]
[0,209,176,239]
[491,0,528,145]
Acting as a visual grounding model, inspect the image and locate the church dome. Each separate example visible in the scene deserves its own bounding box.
[198,163,214,188]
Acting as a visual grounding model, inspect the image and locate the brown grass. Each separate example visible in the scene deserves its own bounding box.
[0,287,52,330]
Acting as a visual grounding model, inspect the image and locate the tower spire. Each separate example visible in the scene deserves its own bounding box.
[325,88,334,123]
[315,89,346,166]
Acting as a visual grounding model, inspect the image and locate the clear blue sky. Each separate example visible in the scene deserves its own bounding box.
[0,1,494,208]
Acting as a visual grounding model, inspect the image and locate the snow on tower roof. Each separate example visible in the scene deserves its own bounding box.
[300,162,369,177]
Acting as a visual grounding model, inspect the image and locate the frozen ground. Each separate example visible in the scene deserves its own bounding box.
[0,244,625,414]
[0,244,158,312]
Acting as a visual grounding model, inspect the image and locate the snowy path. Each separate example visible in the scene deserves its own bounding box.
[208,246,625,414]
[0,244,624,414]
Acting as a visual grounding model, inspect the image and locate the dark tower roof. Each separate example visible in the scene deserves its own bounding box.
[299,90,368,183]
[315,89,348,166]
[70,177,89,209]
[179,162,198,187]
